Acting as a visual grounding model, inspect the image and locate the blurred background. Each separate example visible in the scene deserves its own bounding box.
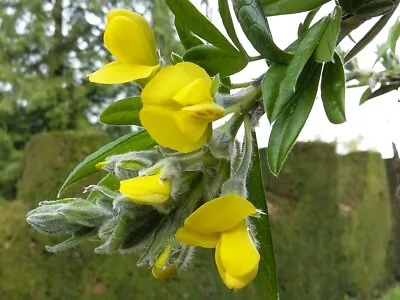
[1,0,400,299]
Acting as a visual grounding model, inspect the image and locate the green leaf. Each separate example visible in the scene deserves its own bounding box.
[171,52,184,64]
[166,0,238,54]
[321,53,346,124]
[58,130,156,195]
[262,64,288,121]
[315,6,342,62]
[247,131,278,300]
[354,0,394,19]
[298,7,320,38]
[174,19,203,50]
[183,45,248,76]
[218,0,246,56]
[99,97,142,126]
[267,63,322,175]
[261,0,330,16]
[269,18,328,121]
[360,83,400,105]
[359,87,372,104]
[344,9,397,63]
[388,19,400,54]
[232,0,292,63]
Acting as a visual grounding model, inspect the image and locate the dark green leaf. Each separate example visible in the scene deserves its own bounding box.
[270,19,328,121]
[354,0,394,18]
[219,0,246,55]
[58,130,156,195]
[344,9,397,63]
[174,19,203,50]
[315,6,342,62]
[166,0,238,54]
[267,63,322,175]
[321,53,346,124]
[100,97,142,126]
[360,83,400,104]
[247,131,278,300]
[388,19,400,53]
[183,45,248,76]
[233,0,292,63]
[262,64,288,121]
[261,0,330,16]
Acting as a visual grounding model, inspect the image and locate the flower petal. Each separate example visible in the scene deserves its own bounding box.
[174,110,209,143]
[140,105,209,153]
[119,173,171,205]
[182,103,225,121]
[141,63,211,106]
[175,227,220,248]
[107,9,157,62]
[219,220,260,277]
[224,265,258,290]
[88,62,159,84]
[184,194,257,234]
[105,15,157,65]
[176,62,212,87]
[172,78,212,106]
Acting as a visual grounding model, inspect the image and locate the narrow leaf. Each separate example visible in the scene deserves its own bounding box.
[233,0,292,63]
[388,19,400,53]
[270,19,327,121]
[344,8,397,63]
[166,0,238,54]
[247,131,278,300]
[174,19,203,50]
[218,0,246,55]
[354,0,394,19]
[183,44,248,76]
[298,7,320,38]
[58,130,156,195]
[315,6,342,62]
[267,63,322,175]
[321,53,346,124]
[100,97,142,126]
[261,0,330,16]
[262,64,288,121]
[360,83,400,104]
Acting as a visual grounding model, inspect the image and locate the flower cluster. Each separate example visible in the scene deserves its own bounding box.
[26,8,262,291]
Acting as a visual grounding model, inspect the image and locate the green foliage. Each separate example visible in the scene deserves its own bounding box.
[58,130,156,195]
[260,0,330,16]
[232,0,292,63]
[99,97,143,126]
[17,131,109,208]
[267,62,322,175]
[321,53,346,124]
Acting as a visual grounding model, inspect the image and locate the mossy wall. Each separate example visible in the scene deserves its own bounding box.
[1,134,395,300]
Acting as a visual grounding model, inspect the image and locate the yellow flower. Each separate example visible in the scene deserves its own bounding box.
[152,245,178,280]
[175,194,259,289]
[140,62,225,153]
[119,173,171,205]
[88,9,160,85]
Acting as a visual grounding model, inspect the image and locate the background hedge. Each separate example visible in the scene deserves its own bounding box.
[0,132,397,299]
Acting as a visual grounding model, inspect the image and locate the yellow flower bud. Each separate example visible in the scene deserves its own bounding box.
[88,9,160,85]
[175,194,259,289]
[140,62,225,153]
[151,244,178,280]
[119,173,171,205]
